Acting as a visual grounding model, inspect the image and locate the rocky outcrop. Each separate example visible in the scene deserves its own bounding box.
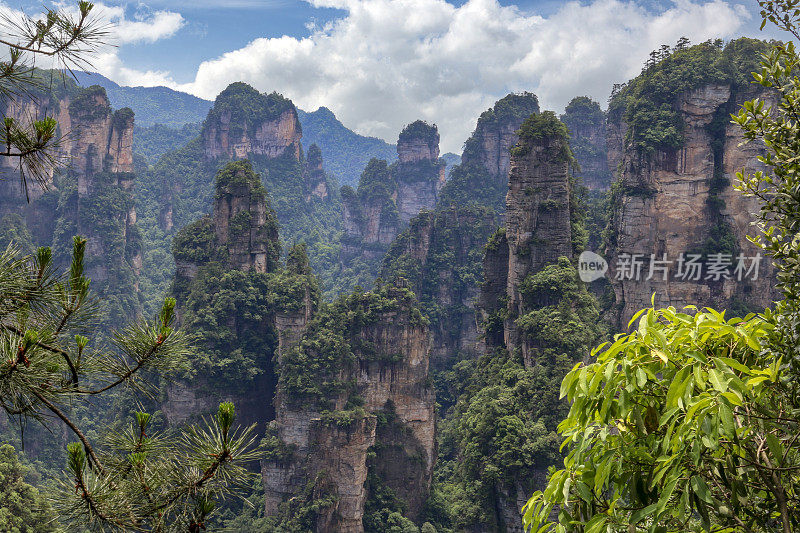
[394,120,446,223]
[0,81,141,324]
[264,284,435,532]
[165,160,281,427]
[562,96,612,190]
[381,206,497,367]
[606,83,778,326]
[503,113,574,351]
[0,83,136,248]
[338,122,445,285]
[214,162,279,273]
[202,83,301,161]
[469,112,582,532]
[67,87,135,185]
[339,159,400,265]
[374,93,541,370]
[461,92,540,181]
[304,144,329,200]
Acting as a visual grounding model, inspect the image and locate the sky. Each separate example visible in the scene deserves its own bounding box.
[0,0,782,152]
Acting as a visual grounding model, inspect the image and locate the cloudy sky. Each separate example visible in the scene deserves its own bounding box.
[2,0,780,152]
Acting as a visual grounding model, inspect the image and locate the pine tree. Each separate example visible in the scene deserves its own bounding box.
[0,3,261,530]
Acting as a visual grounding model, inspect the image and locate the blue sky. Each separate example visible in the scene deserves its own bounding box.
[1,0,776,151]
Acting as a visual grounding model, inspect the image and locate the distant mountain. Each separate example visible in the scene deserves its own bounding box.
[73,72,213,127]
[134,123,202,165]
[441,151,461,176]
[297,106,397,185]
[74,73,458,185]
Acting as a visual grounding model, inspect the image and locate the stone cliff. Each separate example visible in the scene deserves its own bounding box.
[380,206,496,367]
[605,83,778,326]
[395,120,446,223]
[460,92,540,183]
[304,143,329,200]
[382,93,541,369]
[263,283,435,532]
[0,80,141,324]
[148,82,340,302]
[165,160,281,428]
[202,82,302,161]
[502,113,575,353]
[453,111,599,533]
[338,121,445,290]
[561,96,612,191]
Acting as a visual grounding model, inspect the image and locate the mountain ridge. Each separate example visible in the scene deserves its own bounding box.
[75,72,464,185]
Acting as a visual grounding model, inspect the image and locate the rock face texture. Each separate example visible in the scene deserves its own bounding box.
[165,160,281,428]
[606,84,778,327]
[503,116,574,352]
[214,165,279,273]
[339,121,445,283]
[263,284,436,532]
[381,206,497,367]
[0,82,141,323]
[202,83,302,161]
[461,92,541,182]
[0,84,136,243]
[304,144,329,200]
[473,112,579,532]
[561,96,612,190]
[395,121,446,223]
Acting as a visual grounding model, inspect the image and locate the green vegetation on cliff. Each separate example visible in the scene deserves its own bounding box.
[279,281,426,410]
[51,170,142,327]
[434,258,603,530]
[134,86,342,313]
[461,92,540,165]
[204,82,297,139]
[398,120,439,147]
[608,37,770,155]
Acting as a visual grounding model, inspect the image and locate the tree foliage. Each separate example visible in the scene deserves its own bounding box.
[0,444,60,533]
[523,305,799,532]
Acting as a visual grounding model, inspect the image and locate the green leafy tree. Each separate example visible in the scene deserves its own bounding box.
[523,305,798,532]
[0,444,60,532]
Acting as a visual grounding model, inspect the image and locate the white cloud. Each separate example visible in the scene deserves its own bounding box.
[101,0,752,152]
[97,5,185,45]
[0,2,185,85]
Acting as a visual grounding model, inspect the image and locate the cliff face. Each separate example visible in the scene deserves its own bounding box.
[380,94,541,369]
[264,284,435,532]
[214,164,280,273]
[0,84,136,241]
[381,206,497,367]
[0,82,141,324]
[395,121,446,224]
[165,160,281,428]
[503,114,574,355]
[338,121,445,289]
[606,83,778,326]
[304,144,329,200]
[561,96,612,190]
[202,83,301,161]
[461,92,541,182]
[447,112,604,533]
[467,113,585,532]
